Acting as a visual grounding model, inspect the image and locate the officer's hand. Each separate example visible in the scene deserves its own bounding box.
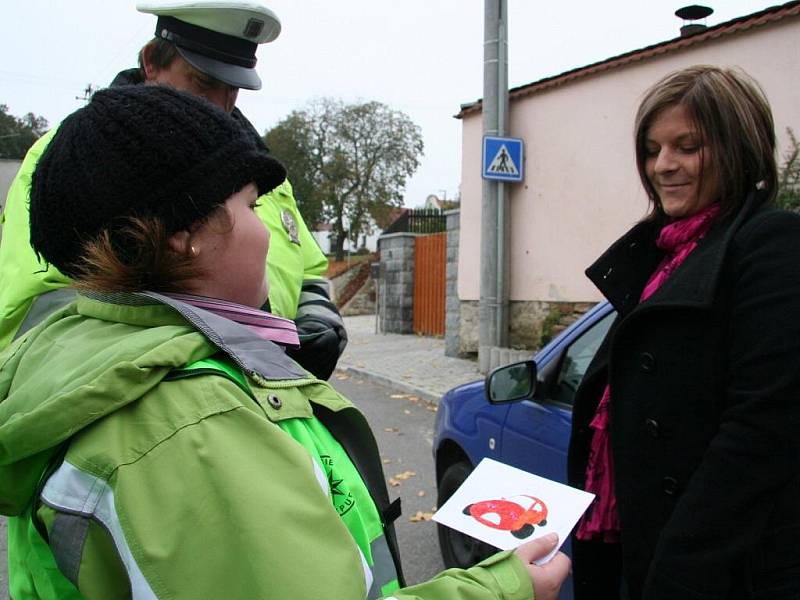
[513,533,571,600]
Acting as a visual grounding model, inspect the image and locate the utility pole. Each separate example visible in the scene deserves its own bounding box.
[479,0,510,372]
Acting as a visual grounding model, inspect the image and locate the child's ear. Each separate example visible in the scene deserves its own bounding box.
[167,230,197,257]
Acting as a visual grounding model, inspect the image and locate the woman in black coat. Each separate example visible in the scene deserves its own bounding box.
[568,65,800,599]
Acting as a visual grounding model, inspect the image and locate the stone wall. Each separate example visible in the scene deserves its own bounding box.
[341,277,376,316]
[444,210,461,357]
[377,233,416,333]
[457,299,596,355]
[458,300,480,355]
[330,262,364,304]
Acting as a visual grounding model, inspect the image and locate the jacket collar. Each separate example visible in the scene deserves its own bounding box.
[586,190,765,313]
[80,291,308,382]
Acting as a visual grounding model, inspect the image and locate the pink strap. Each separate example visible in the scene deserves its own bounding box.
[165,292,300,347]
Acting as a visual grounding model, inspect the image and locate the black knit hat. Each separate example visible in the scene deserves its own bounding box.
[30,85,286,277]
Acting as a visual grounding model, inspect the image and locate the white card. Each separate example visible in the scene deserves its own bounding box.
[432,458,595,564]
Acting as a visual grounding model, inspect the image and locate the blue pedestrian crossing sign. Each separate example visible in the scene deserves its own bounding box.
[482,136,524,182]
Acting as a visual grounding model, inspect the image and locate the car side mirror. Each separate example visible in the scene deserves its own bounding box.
[485,360,537,404]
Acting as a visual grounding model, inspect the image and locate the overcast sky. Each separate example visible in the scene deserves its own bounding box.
[0,1,777,207]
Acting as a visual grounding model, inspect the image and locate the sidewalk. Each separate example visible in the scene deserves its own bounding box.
[337,315,484,403]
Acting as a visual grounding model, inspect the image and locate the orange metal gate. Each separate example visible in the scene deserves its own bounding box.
[413,232,446,336]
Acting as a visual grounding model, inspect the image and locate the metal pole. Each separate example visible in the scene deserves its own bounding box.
[479,0,500,371]
[479,0,509,371]
[496,12,510,348]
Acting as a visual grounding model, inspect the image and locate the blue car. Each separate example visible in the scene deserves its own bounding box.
[433,300,616,598]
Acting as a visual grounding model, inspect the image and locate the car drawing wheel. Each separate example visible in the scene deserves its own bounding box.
[437,461,498,568]
[511,523,535,539]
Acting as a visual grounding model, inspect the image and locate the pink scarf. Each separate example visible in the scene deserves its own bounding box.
[576,203,720,542]
[165,292,300,348]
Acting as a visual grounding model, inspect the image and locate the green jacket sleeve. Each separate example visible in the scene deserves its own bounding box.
[256,178,328,318]
[387,551,534,600]
[0,128,70,349]
[257,178,345,379]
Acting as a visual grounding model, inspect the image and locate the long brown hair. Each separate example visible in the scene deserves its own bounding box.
[634,65,777,223]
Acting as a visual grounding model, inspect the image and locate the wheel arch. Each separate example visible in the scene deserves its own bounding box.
[435,439,472,485]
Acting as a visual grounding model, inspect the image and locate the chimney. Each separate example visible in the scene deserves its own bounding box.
[675,5,713,37]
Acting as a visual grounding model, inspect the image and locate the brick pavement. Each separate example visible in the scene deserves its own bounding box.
[337,315,483,403]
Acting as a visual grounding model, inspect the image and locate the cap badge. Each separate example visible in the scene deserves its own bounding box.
[244,19,264,39]
[281,209,301,245]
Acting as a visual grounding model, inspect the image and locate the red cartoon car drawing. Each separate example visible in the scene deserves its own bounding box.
[463,494,548,539]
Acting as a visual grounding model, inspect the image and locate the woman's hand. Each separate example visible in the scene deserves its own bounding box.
[514,533,571,600]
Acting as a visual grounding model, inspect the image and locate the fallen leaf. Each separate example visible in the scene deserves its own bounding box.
[409,511,434,522]
[392,470,416,481]
[417,490,426,497]
[382,458,392,464]
[403,409,411,415]
[335,374,349,380]
[390,394,409,399]
[384,427,399,433]
[408,396,419,402]
[425,405,438,413]
[388,478,401,487]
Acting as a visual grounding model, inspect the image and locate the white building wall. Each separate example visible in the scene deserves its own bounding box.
[458,17,800,302]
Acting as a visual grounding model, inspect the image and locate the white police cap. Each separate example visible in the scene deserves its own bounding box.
[136,1,281,90]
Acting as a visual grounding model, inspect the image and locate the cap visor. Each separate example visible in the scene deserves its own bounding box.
[177,47,262,91]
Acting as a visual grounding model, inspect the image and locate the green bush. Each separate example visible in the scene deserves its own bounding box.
[777,127,800,212]
[538,309,563,348]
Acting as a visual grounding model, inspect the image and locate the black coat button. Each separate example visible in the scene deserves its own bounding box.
[662,476,679,496]
[640,352,656,373]
[644,418,660,438]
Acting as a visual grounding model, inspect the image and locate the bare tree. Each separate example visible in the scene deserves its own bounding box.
[264,99,424,260]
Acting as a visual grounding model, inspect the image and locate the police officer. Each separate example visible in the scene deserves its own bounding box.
[0,0,346,379]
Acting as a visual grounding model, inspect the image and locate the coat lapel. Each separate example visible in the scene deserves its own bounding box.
[586,191,764,313]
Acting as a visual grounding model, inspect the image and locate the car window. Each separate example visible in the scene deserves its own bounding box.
[552,311,615,407]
